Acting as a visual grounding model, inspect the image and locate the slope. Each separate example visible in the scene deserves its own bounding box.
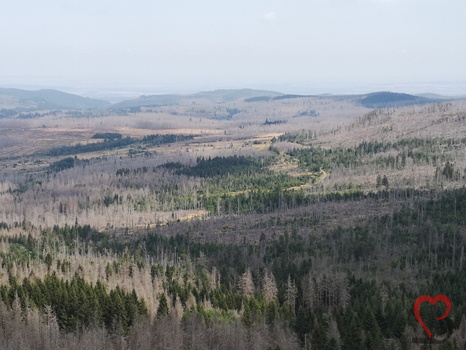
[114,89,283,108]
[0,88,111,110]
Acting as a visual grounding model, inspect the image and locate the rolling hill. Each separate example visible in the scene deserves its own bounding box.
[0,87,457,116]
[357,91,441,108]
[0,88,111,110]
[113,89,283,108]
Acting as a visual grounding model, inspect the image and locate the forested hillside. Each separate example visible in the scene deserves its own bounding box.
[0,95,465,349]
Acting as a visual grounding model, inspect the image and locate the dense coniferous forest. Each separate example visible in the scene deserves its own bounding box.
[1,96,466,349]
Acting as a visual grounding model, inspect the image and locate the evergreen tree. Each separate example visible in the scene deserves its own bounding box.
[376,174,382,188]
[156,293,169,318]
[311,318,328,350]
[382,175,389,188]
[341,312,364,350]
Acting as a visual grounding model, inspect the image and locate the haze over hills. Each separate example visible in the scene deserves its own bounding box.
[114,89,454,109]
[0,88,111,110]
[0,86,463,113]
[113,88,283,108]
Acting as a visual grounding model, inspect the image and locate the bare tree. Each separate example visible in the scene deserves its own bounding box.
[262,269,278,302]
[285,274,298,311]
[238,267,255,297]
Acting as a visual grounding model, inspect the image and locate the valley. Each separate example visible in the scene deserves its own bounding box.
[0,88,465,349]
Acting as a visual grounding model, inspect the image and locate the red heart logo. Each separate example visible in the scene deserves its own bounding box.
[413,295,452,339]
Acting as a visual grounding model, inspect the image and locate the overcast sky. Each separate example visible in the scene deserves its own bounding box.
[1,0,466,96]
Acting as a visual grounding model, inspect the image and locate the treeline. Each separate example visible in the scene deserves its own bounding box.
[294,109,319,118]
[142,134,194,145]
[168,155,265,178]
[0,109,18,118]
[1,274,147,333]
[43,134,195,157]
[287,147,359,172]
[280,137,465,173]
[264,119,286,125]
[44,137,136,156]
[277,130,317,144]
[280,133,466,151]
[49,156,90,172]
[92,132,123,140]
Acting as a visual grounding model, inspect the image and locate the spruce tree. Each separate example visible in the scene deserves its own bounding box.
[156,293,169,318]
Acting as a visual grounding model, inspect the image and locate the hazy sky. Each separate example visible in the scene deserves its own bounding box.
[1,0,466,96]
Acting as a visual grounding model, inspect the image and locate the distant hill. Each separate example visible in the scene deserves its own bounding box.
[358,91,440,108]
[114,89,282,108]
[1,87,453,112]
[416,93,457,100]
[0,88,111,110]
